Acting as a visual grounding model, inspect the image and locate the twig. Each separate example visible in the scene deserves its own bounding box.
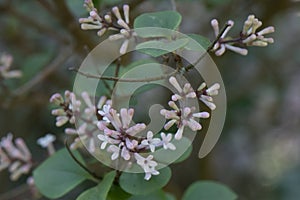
[185,21,233,71]
[69,67,179,83]
[12,47,73,97]
[65,138,102,182]
[113,58,121,88]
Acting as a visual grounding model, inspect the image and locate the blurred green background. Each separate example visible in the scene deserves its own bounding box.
[0,0,300,199]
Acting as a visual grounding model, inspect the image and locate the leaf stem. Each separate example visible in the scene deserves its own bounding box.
[65,138,102,182]
[69,67,179,83]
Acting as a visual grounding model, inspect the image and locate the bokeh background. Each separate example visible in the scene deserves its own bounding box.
[0,0,299,199]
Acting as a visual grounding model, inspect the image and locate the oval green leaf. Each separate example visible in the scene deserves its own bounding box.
[119,167,172,195]
[33,148,92,199]
[77,171,116,200]
[173,145,192,163]
[185,34,211,51]
[128,190,176,200]
[134,11,182,37]
[182,181,238,200]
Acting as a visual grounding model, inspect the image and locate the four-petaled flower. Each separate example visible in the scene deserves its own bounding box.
[134,153,159,181]
[141,131,161,152]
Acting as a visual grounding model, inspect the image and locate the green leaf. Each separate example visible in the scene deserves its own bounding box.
[128,190,176,200]
[174,145,192,163]
[134,11,182,37]
[77,171,116,200]
[136,38,189,57]
[182,181,238,200]
[107,185,131,200]
[185,34,211,51]
[153,137,192,165]
[33,148,92,199]
[119,167,172,195]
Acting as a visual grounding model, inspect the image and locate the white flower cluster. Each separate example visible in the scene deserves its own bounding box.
[0,53,22,79]
[50,90,178,180]
[197,82,220,110]
[0,133,32,181]
[79,1,133,54]
[49,80,220,180]
[161,77,213,140]
[97,107,177,180]
[50,91,81,127]
[211,14,275,56]
[50,91,111,153]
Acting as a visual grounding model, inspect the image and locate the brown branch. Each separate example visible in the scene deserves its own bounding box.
[69,67,179,83]
[185,21,233,71]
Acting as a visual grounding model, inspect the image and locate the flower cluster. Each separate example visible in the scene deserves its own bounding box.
[0,133,32,181]
[79,1,133,54]
[50,91,81,127]
[50,89,184,180]
[49,76,220,180]
[50,91,111,153]
[161,77,212,140]
[211,14,275,56]
[97,107,177,180]
[0,53,22,79]
[196,82,220,110]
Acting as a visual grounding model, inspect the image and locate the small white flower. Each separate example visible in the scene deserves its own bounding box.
[37,134,56,148]
[97,131,120,150]
[141,131,161,152]
[160,132,176,150]
[134,153,159,180]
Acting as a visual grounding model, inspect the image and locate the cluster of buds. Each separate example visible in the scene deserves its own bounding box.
[0,133,32,181]
[196,82,220,110]
[160,77,212,140]
[79,1,133,54]
[50,91,81,127]
[0,53,22,80]
[48,76,220,180]
[211,14,275,56]
[50,91,111,153]
[97,107,177,180]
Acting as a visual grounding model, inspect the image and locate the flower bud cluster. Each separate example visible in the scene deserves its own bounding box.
[0,133,32,181]
[79,3,133,54]
[0,53,22,79]
[211,14,275,56]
